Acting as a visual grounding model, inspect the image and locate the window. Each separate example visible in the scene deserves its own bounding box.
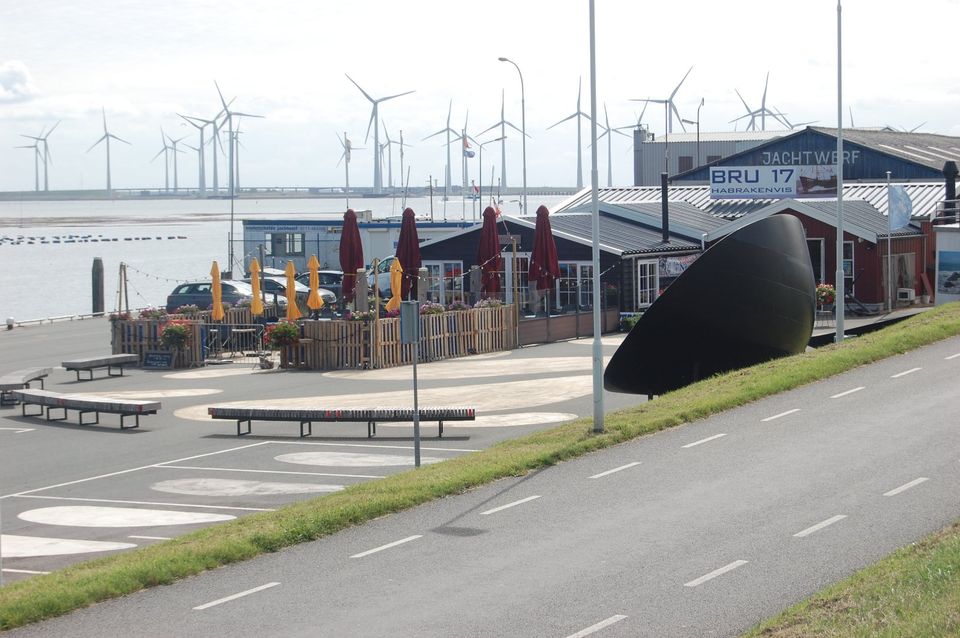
[806,238,824,283]
[265,232,305,257]
[678,156,693,172]
[636,260,659,308]
[554,262,593,311]
[423,260,464,305]
[706,155,722,164]
[843,241,854,294]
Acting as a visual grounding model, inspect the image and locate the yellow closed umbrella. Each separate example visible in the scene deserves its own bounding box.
[385,258,403,313]
[249,258,264,316]
[210,261,225,321]
[284,260,302,321]
[306,255,324,312]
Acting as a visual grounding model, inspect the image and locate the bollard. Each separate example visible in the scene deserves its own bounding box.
[6,317,13,331]
[92,257,104,316]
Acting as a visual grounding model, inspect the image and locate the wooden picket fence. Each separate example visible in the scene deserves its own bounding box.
[112,305,517,370]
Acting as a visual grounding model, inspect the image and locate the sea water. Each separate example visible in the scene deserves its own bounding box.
[0,194,566,321]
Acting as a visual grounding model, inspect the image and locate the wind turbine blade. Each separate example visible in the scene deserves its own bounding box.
[364,111,375,144]
[547,113,578,130]
[345,74,375,103]
[630,98,667,104]
[670,65,693,100]
[910,122,926,133]
[151,147,166,161]
[20,134,41,141]
[735,89,752,113]
[214,81,231,110]
[503,121,526,136]
[111,134,132,146]
[101,107,108,133]
[45,120,60,138]
[670,103,687,132]
[232,111,264,119]
[761,72,770,108]
[378,90,415,103]
[86,135,107,153]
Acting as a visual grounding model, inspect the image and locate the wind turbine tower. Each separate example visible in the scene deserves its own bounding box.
[214,82,263,197]
[459,111,478,193]
[87,107,130,196]
[166,133,187,193]
[423,100,460,201]
[180,114,214,196]
[596,103,629,187]
[547,78,592,189]
[338,132,362,209]
[16,139,40,192]
[346,74,414,195]
[479,89,525,191]
[151,128,172,191]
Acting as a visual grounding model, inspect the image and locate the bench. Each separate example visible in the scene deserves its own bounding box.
[13,388,161,429]
[0,367,52,406]
[207,406,476,438]
[62,354,139,381]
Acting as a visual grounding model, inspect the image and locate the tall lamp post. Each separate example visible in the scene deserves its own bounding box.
[498,57,526,215]
[681,97,705,169]
[478,136,507,212]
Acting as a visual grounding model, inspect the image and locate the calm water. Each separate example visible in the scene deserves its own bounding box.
[0,194,567,321]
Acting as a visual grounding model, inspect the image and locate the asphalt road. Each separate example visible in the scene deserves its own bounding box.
[4,321,959,636]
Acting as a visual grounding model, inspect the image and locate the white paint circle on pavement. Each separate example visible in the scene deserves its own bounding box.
[79,388,222,399]
[378,412,579,428]
[0,534,136,557]
[275,451,443,467]
[323,356,605,381]
[151,478,344,496]
[18,506,235,528]
[165,368,265,379]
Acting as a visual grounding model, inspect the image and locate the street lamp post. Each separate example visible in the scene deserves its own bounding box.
[478,136,507,212]
[681,97,705,169]
[498,57,526,215]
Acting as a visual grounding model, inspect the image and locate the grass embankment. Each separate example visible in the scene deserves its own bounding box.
[2,304,960,631]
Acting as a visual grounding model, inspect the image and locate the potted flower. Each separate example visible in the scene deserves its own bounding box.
[265,321,300,348]
[816,283,836,308]
[174,304,201,317]
[419,301,446,315]
[474,298,504,309]
[160,321,191,350]
[138,307,167,320]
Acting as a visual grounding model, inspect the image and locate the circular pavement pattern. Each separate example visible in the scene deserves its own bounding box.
[151,478,344,496]
[18,506,236,528]
[323,356,606,381]
[165,368,270,380]
[275,451,444,467]
[1,534,137,558]
[78,388,222,399]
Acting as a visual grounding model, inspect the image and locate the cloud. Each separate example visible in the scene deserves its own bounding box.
[0,60,38,103]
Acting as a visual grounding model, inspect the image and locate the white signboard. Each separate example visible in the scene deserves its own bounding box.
[710,165,838,199]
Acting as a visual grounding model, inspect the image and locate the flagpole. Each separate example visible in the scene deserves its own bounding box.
[834,0,845,343]
[588,0,604,433]
[886,171,893,313]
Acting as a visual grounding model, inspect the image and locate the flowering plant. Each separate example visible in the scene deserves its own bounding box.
[447,301,470,311]
[265,321,300,348]
[816,283,836,306]
[109,311,132,322]
[474,298,504,308]
[419,301,446,315]
[160,320,192,349]
[138,307,167,320]
[174,304,201,316]
[345,310,375,322]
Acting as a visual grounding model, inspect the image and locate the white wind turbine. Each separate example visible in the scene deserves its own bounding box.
[338,131,362,209]
[166,133,187,193]
[614,101,651,156]
[16,139,41,192]
[632,66,694,135]
[86,107,130,196]
[179,113,215,196]
[478,89,525,191]
[730,72,789,131]
[547,78,592,189]
[150,128,172,191]
[423,100,460,201]
[380,121,396,190]
[595,103,630,187]
[345,74,414,195]
[214,82,263,197]
[22,122,59,191]
[458,110,479,193]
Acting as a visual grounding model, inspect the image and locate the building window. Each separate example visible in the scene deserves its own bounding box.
[423,260,464,305]
[265,232,305,257]
[706,155,721,164]
[554,262,593,311]
[678,156,693,172]
[637,260,659,308]
[843,241,854,294]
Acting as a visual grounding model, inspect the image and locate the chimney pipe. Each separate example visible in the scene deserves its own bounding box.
[944,161,958,221]
[660,172,669,243]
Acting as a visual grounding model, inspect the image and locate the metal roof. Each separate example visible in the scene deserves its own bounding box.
[555,182,947,221]
[547,213,699,256]
[809,126,960,172]
[643,130,786,143]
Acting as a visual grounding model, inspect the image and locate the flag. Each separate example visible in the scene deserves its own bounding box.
[888,185,913,231]
[462,136,475,158]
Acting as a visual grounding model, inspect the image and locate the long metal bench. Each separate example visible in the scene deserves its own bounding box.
[0,367,52,406]
[13,388,161,429]
[207,406,476,438]
[62,354,139,381]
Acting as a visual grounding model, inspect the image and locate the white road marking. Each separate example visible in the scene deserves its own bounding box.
[14,494,273,512]
[193,582,280,610]
[564,614,628,638]
[794,515,847,537]
[0,534,137,557]
[884,477,929,496]
[684,560,749,587]
[0,427,34,434]
[761,409,800,422]
[2,568,51,575]
[268,440,479,453]
[891,367,922,378]
[589,462,641,479]
[831,387,865,399]
[350,535,422,558]
[129,535,171,541]
[682,433,727,448]
[276,451,445,468]
[1,441,271,500]
[152,478,344,497]
[18,506,236,528]
[479,495,542,516]
[945,353,960,360]
[156,465,383,479]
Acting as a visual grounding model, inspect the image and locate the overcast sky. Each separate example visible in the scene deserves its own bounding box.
[2,0,958,193]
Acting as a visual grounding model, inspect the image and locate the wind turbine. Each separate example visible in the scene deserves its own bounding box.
[345,74,414,195]
[166,133,187,193]
[458,110,479,193]
[337,132,362,209]
[478,89,525,191]
[151,128,172,191]
[614,101,651,156]
[16,139,40,191]
[183,142,203,189]
[22,122,59,191]
[423,100,460,201]
[86,107,130,196]
[214,81,263,197]
[631,66,693,135]
[730,73,789,131]
[179,113,215,196]
[595,103,630,187]
[209,100,233,194]
[380,121,400,190]
[547,78,592,189]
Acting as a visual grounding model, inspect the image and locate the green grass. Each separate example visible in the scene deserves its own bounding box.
[3,303,960,631]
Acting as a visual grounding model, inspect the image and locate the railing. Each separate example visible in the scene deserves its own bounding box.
[933,201,960,225]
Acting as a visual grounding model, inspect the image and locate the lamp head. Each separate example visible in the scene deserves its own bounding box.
[498,57,508,62]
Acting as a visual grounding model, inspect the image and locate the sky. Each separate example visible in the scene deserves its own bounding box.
[1,0,959,193]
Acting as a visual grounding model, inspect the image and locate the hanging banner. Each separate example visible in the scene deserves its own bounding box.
[710,165,838,199]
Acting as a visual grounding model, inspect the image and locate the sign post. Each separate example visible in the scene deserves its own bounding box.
[400,300,421,467]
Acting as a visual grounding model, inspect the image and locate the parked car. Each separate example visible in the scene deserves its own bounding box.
[165,280,255,313]
[246,276,336,306]
[295,270,343,302]
[368,256,396,296]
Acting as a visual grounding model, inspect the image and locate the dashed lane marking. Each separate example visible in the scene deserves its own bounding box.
[193,582,281,610]
[684,560,749,587]
[762,409,800,422]
[682,433,727,448]
[884,477,929,496]
[589,462,641,479]
[891,367,922,378]
[830,387,864,399]
[564,615,628,638]
[794,515,847,537]
[480,495,542,516]
[350,535,422,559]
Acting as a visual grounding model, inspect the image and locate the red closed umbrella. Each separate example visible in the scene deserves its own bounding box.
[395,207,421,299]
[476,206,502,297]
[528,205,560,291]
[339,208,364,303]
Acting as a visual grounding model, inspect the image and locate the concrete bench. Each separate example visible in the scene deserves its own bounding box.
[207,406,476,438]
[13,388,161,429]
[62,354,139,381]
[0,367,52,406]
